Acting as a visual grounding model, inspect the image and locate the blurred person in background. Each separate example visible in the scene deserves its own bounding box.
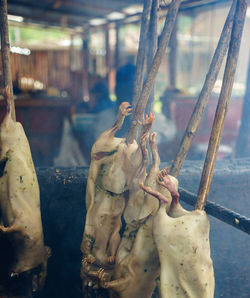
[91,63,136,140]
[91,63,177,156]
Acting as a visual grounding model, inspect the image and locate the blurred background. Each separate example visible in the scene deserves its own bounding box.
[1,0,250,167]
[1,1,250,298]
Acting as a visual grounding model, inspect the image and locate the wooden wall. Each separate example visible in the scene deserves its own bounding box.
[0,50,72,91]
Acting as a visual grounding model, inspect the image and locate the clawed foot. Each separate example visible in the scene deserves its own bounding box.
[97,268,109,288]
[82,257,92,273]
[81,255,96,273]
[139,182,169,204]
[120,102,132,116]
[157,168,170,187]
[138,113,155,134]
[86,254,96,264]
[157,169,180,203]
[107,256,115,264]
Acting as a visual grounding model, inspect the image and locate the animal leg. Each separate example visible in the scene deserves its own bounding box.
[108,227,121,264]
[139,182,169,204]
[98,268,129,290]
[157,169,180,203]
[110,102,132,136]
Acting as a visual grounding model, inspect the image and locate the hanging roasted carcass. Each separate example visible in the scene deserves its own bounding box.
[0,112,50,290]
[141,169,215,298]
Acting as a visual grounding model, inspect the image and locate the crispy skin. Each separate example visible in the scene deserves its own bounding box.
[153,207,215,298]
[0,113,47,275]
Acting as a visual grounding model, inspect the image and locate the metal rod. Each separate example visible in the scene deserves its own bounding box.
[179,187,250,235]
[0,0,16,120]
[127,0,181,144]
[169,0,237,177]
[195,0,248,210]
[131,0,152,111]
[146,0,159,114]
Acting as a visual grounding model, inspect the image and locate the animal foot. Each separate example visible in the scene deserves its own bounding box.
[157,170,180,203]
[139,182,169,204]
[86,254,96,264]
[82,257,91,273]
[120,102,132,116]
[139,113,155,133]
[107,256,115,264]
[97,268,109,288]
[157,168,171,186]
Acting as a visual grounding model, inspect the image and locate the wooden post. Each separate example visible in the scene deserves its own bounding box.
[195,0,248,210]
[146,0,159,114]
[127,0,181,144]
[235,51,250,157]
[132,0,152,111]
[0,0,16,120]
[169,0,237,178]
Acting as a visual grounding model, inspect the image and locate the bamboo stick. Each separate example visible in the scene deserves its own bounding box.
[169,20,177,89]
[146,0,159,114]
[0,0,16,120]
[127,0,181,144]
[169,0,237,177]
[131,0,152,110]
[195,0,248,210]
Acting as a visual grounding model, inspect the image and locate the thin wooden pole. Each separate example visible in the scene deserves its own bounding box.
[235,51,250,157]
[105,24,111,81]
[195,0,248,210]
[127,0,181,144]
[132,0,152,110]
[169,20,177,89]
[0,0,16,120]
[146,0,159,114]
[115,23,120,69]
[169,0,237,178]
[81,28,90,102]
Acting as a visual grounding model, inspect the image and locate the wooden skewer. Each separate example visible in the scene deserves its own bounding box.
[0,0,16,121]
[146,0,159,114]
[131,0,152,111]
[195,0,248,211]
[169,0,237,178]
[127,0,181,144]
